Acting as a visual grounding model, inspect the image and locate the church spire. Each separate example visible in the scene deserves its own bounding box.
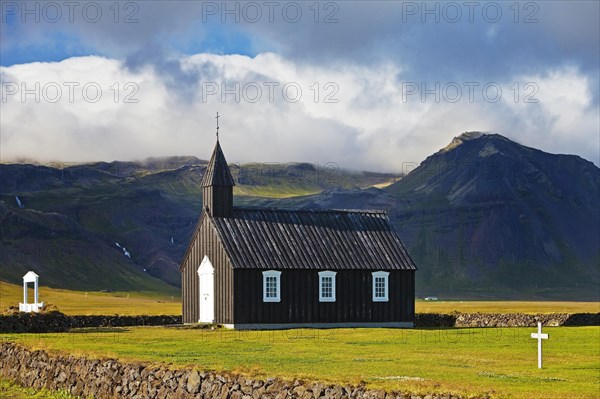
[202,114,234,218]
[201,140,235,188]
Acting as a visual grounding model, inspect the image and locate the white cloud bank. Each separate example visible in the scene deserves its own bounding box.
[1,54,598,171]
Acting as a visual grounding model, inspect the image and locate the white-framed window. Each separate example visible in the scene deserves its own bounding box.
[372,271,389,302]
[262,270,281,302]
[318,271,337,302]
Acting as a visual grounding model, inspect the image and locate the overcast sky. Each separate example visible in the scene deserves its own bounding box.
[1,1,598,171]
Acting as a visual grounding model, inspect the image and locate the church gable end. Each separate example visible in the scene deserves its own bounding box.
[180,215,234,324]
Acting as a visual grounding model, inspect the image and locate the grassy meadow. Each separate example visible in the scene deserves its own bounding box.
[3,326,599,398]
[1,282,599,398]
[0,379,78,399]
[0,281,180,315]
[3,280,599,316]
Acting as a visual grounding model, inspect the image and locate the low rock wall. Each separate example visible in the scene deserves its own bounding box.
[0,312,181,333]
[413,313,456,328]
[0,342,467,399]
[414,312,599,328]
[0,312,597,333]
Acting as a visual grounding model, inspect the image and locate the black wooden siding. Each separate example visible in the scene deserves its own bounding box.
[203,186,233,218]
[233,269,415,324]
[181,216,234,324]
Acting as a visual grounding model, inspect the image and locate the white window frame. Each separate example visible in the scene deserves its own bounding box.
[318,271,337,302]
[372,271,389,302]
[262,270,281,302]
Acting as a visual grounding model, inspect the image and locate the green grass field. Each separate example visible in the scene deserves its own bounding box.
[4,326,599,398]
[0,281,180,315]
[0,379,78,399]
[1,284,598,398]
[3,281,599,316]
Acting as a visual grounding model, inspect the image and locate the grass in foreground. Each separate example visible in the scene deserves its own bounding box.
[0,378,79,399]
[4,326,599,398]
[415,300,600,314]
[0,281,180,316]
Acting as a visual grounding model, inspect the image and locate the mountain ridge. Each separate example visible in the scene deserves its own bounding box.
[0,158,396,291]
[390,132,600,298]
[242,132,600,299]
[1,133,598,300]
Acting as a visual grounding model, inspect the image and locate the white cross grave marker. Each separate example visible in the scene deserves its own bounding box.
[530,322,549,368]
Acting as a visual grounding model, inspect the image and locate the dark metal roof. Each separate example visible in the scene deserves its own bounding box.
[201,140,235,187]
[210,207,417,270]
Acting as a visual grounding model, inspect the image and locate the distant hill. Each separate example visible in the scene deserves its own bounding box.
[262,133,600,300]
[1,134,598,300]
[387,133,600,299]
[0,158,396,292]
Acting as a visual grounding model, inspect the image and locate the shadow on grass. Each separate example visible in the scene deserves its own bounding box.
[163,323,221,330]
[68,327,131,334]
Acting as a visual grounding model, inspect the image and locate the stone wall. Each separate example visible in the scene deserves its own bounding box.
[0,342,467,399]
[0,312,182,333]
[0,312,597,333]
[454,313,568,327]
[69,315,182,328]
[414,312,599,328]
[413,313,456,328]
[562,313,600,326]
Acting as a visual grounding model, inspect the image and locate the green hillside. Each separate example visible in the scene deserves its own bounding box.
[0,159,395,292]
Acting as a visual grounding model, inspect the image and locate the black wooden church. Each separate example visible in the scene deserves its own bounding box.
[180,137,417,329]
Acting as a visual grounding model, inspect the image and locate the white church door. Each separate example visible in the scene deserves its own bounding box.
[198,256,215,323]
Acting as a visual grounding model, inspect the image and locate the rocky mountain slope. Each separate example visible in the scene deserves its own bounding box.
[388,132,599,298]
[264,133,600,299]
[1,133,598,299]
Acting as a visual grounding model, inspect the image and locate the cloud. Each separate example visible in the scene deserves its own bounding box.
[1,54,598,170]
[3,2,598,82]
[501,67,599,160]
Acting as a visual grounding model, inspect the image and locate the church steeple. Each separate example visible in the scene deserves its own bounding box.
[202,137,235,218]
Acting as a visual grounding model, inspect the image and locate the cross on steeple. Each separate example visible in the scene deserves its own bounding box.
[216,112,220,140]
